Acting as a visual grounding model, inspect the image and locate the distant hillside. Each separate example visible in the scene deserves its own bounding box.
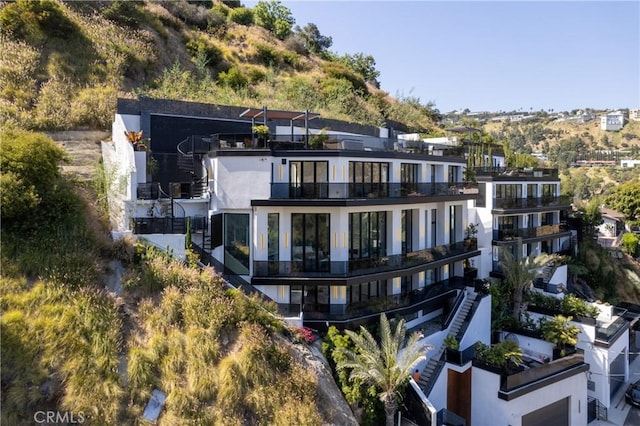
[0,0,440,133]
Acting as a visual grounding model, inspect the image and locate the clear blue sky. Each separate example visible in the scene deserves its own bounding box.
[251,1,640,113]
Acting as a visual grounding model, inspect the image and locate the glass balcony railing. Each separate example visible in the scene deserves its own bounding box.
[270,182,478,199]
[595,316,629,343]
[492,195,573,210]
[493,223,570,240]
[298,277,467,322]
[253,239,478,278]
[475,167,559,179]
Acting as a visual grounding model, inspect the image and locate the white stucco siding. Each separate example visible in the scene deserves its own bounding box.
[471,366,586,426]
[459,295,492,349]
[212,156,271,209]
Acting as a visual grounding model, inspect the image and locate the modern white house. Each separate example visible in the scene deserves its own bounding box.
[105,98,631,426]
[629,108,640,122]
[600,111,625,131]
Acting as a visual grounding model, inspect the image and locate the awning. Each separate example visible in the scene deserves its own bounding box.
[239,107,320,121]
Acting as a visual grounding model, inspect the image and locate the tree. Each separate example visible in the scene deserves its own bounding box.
[579,198,604,238]
[336,313,427,426]
[253,0,294,39]
[339,53,381,87]
[499,247,557,320]
[621,233,639,256]
[0,127,66,231]
[295,23,332,55]
[606,181,640,226]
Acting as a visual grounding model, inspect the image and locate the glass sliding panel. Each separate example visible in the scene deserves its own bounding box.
[431,208,437,247]
[224,213,250,275]
[292,213,304,270]
[268,213,279,261]
[317,213,330,271]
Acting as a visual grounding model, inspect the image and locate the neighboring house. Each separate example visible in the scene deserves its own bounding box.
[471,166,575,285]
[629,108,640,122]
[597,207,627,249]
[600,111,625,131]
[621,159,640,168]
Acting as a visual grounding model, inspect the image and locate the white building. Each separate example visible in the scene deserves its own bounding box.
[629,108,640,122]
[600,111,625,131]
[106,98,632,426]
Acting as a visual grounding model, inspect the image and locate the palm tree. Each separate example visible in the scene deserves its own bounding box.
[499,246,557,320]
[335,313,427,426]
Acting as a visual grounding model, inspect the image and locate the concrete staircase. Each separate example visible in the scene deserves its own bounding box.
[417,294,474,395]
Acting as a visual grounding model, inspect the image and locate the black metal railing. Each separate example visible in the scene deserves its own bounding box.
[300,278,465,322]
[137,181,207,200]
[253,240,478,278]
[475,167,559,179]
[493,223,569,240]
[493,195,573,210]
[270,182,479,199]
[132,217,187,234]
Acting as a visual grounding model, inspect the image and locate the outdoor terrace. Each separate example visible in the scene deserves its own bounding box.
[137,182,207,200]
[474,167,559,180]
[595,309,629,347]
[270,182,478,200]
[183,133,467,155]
[493,223,571,242]
[253,240,478,279]
[294,277,468,325]
[473,349,589,401]
[492,195,573,212]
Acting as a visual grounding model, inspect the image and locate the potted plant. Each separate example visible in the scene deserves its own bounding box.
[464,223,478,250]
[444,335,461,363]
[253,125,270,147]
[541,315,580,359]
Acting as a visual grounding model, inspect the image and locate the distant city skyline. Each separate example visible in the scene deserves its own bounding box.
[268,1,640,113]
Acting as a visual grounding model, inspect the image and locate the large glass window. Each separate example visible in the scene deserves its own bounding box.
[401,163,419,193]
[268,213,279,261]
[347,280,388,305]
[541,184,556,197]
[448,166,460,184]
[290,161,328,198]
[292,213,330,272]
[349,161,389,197]
[527,184,538,198]
[349,211,387,260]
[224,213,250,275]
[402,209,413,254]
[495,184,523,199]
[431,208,437,247]
[498,215,521,231]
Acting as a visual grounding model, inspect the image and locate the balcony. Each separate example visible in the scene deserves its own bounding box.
[253,239,479,279]
[137,181,207,200]
[131,216,207,234]
[595,315,629,347]
[493,223,571,242]
[297,277,467,323]
[270,182,478,200]
[475,167,559,179]
[473,349,589,401]
[492,195,573,212]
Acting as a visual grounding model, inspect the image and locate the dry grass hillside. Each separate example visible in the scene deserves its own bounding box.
[0,0,440,133]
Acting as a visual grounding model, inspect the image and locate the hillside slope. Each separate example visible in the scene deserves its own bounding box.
[0,0,440,133]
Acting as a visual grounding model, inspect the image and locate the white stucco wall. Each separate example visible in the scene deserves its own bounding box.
[460,294,492,349]
[471,365,587,426]
[211,156,271,209]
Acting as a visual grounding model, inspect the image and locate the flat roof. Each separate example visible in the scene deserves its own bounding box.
[239,107,321,121]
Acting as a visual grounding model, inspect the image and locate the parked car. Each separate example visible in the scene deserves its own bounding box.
[625,380,640,407]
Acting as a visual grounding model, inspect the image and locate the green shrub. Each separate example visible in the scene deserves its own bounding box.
[245,66,266,83]
[70,84,117,129]
[185,38,223,68]
[320,61,367,94]
[253,1,295,40]
[254,43,279,66]
[217,66,248,89]
[228,7,254,25]
[102,0,145,27]
[0,0,78,43]
[281,50,302,69]
[622,233,639,256]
